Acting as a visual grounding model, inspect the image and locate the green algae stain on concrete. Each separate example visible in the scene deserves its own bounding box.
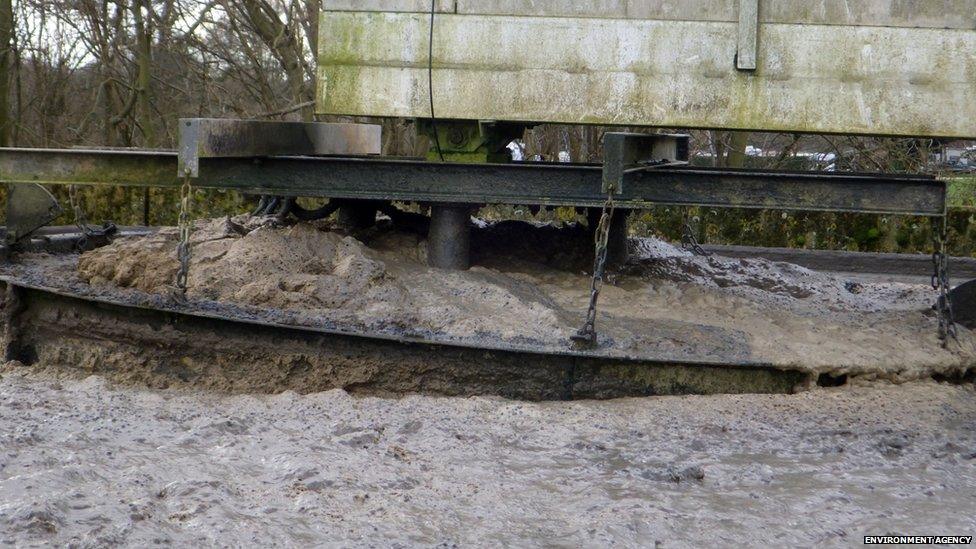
[316,9,976,138]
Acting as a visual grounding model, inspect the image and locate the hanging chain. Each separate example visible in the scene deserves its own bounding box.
[174,173,194,298]
[572,186,616,347]
[681,218,712,257]
[931,216,957,347]
[68,184,94,250]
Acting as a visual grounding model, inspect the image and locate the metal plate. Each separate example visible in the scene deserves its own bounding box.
[4,183,62,244]
[178,119,382,177]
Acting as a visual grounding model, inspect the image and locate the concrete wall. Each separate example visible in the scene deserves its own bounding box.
[318,1,976,138]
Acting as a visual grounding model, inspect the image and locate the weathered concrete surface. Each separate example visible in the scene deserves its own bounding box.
[326,0,976,29]
[317,8,976,138]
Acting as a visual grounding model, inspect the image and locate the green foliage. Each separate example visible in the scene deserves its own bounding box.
[948,176,976,210]
[0,186,251,228]
[631,207,974,257]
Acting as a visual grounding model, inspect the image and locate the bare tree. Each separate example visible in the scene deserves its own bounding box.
[223,0,315,120]
[0,0,13,146]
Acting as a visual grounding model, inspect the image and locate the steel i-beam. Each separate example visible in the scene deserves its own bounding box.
[0,146,949,270]
[0,149,945,217]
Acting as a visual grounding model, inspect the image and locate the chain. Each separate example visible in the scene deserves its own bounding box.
[681,219,712,257]
[572,186,616,347]
[174,173,194,298]
[931,216,957,347]
[68,184,93,250]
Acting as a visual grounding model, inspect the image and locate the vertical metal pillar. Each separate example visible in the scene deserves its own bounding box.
[428,204,471,270]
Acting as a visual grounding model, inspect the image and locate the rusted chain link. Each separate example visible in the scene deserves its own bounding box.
[572,186,616,348]
[174,173,194,299]
[681,219,712,257]
[68,184,117,251]
[931,216,957,347]
[68,184,93,250]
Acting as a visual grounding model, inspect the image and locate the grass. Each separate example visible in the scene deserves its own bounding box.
[948,176,976,210]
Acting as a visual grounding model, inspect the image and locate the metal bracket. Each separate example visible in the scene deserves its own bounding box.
[602,133,690,194]
[4,183,62,245]
[736,0,759,71]
[178,118,383,177]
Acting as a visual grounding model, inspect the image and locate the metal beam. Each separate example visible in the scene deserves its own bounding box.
[178,119,382,177]
[0,148,946,216]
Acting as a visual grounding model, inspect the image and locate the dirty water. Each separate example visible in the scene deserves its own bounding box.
[54,215,976,380]
[0,369,973,547]
[2,217,975,546]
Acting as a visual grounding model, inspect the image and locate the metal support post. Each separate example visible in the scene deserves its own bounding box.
[428,204,471,270]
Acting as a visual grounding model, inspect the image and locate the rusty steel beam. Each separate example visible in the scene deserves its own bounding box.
[177,119,382,177]
[0,147,947,216]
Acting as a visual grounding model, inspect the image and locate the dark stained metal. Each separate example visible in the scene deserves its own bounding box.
[4,183,62,245]
[178,119,382,177]
[949,279,976,329]
[0,279,808,398]
[428,204,472,270]
[0,147,947,216]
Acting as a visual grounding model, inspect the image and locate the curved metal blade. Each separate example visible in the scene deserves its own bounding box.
[5,183,62,244]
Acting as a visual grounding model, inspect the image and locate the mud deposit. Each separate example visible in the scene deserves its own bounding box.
[1,369,973,547]
[65,216,976,381]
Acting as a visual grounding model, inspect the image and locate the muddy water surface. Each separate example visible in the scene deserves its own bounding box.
[1,368,973,547]
[64,217,976,380]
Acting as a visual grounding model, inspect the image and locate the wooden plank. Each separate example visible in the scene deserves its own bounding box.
[736,0,759,70]
[317,12,976,138]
